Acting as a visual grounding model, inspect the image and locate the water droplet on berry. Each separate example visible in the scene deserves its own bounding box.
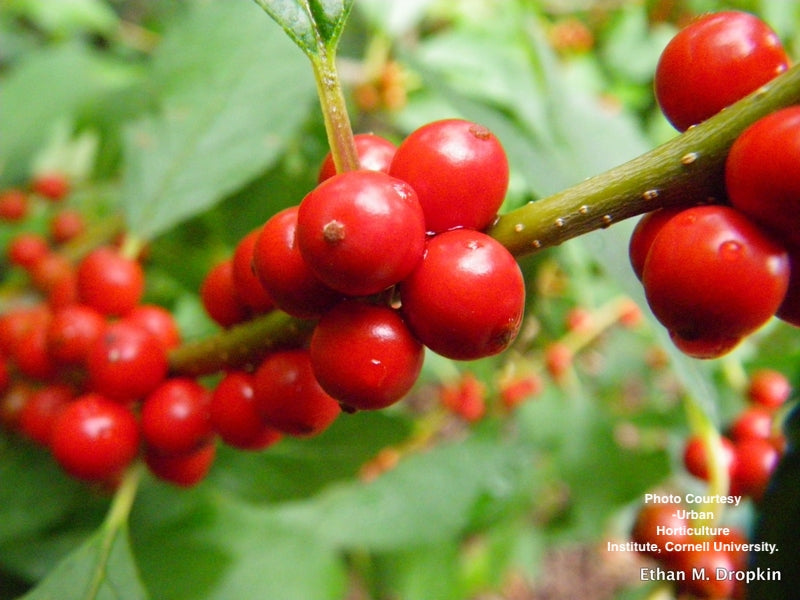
[719,240,743,261]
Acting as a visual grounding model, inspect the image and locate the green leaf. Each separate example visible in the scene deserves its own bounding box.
[273,435,536,551]
[18,524,148,600]
[132,488,346,600]
[0,434,84,545]
[250,0,354,56]
[120,1,315,241]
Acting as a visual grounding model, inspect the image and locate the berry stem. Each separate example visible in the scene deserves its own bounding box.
[168,310,316,376]
[488,62,800,257]
[87,462,145,599]
[310,48,360,174]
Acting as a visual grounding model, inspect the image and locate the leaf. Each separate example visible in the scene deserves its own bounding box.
[0,44,138,186]
[250,0,354,56]
[132,488,346,600]
[18,524,148,600]
[0,434,84,545]
[120,1,316,241]
[273,435,536,551]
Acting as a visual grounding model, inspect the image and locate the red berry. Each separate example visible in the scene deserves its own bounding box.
[642,206,789,357]
[232,229,274,313]
[726,106,800,249]
[18,384,75,447]
[732,437,780,501]
[682,434,737,482]
[630,501,689,562]
[628,207,684,281]
[0,188,29,221]
[209,371,283,450]
[296,170,426,296]
[86,321,169,402]
[200,259,250,327]
[46,304,106,366]
[253,349,341,437]
[9,307,57,381]
[439,373,486,422]
[389,118,509,233]
[29,252,78,308]
[145,442,216,487]
[50,394,140,481]
[499,374,543,411]
[141,378,213,456]
[31,172,70,201]
[729,406,775,442]
[654,11,789,131]
[252,206,341,318]
[7,233,49,269]
[544,342,573,380]
[77,247,145,317]
[123,305,181,350]
[399,229,525,360]
[310,301,424,411]
[318,133,397,183]
[49,209,85,244]
[747,368,791,409]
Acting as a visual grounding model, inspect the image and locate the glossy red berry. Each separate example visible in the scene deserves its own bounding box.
[726,106,800,249]
[29,252,77,308]
[31,172,71,201]
[296,170,426,296]
[318,133,397,183]
[732,437,780,501]
[654,11,789,131]
[145,442,216,487]
[254,349,341,437]
[0,188,29,221]
[123,304,181,350]
[682,434,737,482]
[9,307,56,381]
[399,229,525,360]
[747,368,791,409]
[86,321,169,402]
[46,304,105,366]
[729,406,776,442]
[310,301,424,411]
[18,384,75,447]
[77,246,145,317]
[628,207,684,280]
[232,229,274,313]
[50,394,140,481]
[389,118,509,233]
[209,371,283,450]
[642,205,789,357]
[200,259,250,327]
[141,378,213,456]
[252,206,341,319]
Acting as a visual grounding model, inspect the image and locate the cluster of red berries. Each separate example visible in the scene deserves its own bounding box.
[630,11,800,359]
[683,369,791,504]
[631,499,750,599]
[0,172,213,485]
[200,118,525,437]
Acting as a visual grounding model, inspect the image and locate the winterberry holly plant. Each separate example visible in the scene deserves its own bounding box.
[1,2,800,599]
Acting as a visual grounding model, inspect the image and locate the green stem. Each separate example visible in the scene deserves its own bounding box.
[167,59,800,378]
[87,463,144,599]
[488,62,800,257]
[169,310,316,376]
[311,48,360,174]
